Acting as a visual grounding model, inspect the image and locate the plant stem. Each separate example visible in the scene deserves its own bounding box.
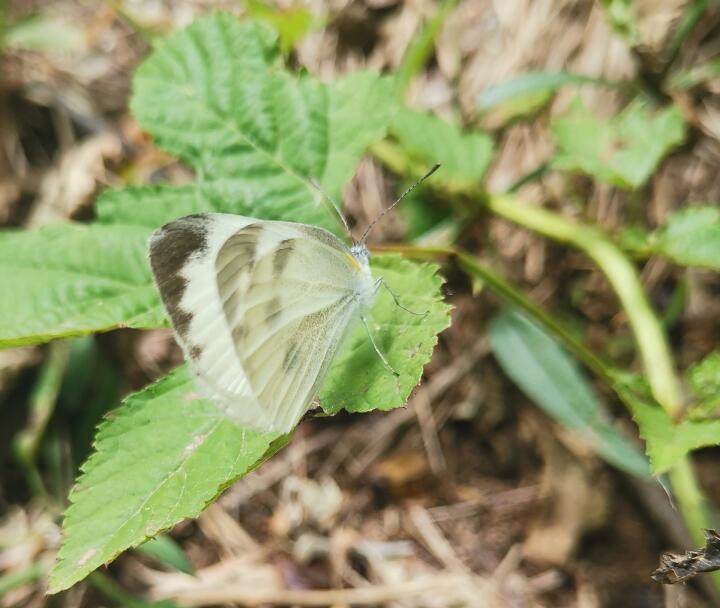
[486,194,684,419]
[371,141,714,557]
[477,201,714,550]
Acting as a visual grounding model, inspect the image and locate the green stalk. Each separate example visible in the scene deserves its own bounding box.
[13,341,70,500]
[486,194,683,419]
[371,140,714,557]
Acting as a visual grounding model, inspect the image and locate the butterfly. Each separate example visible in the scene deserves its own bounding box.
[148,165,439,433]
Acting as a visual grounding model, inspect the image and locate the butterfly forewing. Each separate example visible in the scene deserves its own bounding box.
[217,223,365,431]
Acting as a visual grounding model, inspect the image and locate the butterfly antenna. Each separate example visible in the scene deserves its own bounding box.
[309,178,354,241]
[359,163,440,245]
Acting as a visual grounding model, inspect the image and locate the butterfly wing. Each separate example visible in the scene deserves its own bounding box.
[149,213,373,432]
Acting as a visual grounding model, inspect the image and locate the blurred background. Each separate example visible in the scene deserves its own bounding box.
[2,0,720,606]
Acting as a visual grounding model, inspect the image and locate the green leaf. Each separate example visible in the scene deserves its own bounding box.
[478,71,610,111]
[551,98,685,189]
[4,13,400,349]
[489,309,650,479]
[669,57,720,90]
[136,535,193,574]
[5,13,86,52]
[649,206,720,270]
[615,373,720,473]
[0,223,164,348]
[601,0,640,46]
[321,255,451,414]
[131,13,397,233]
[632,401,720,473]
[390,106,493,187]
[48,366,287,593]
[243,0,319,54]
[95,182,330,229]
[396,0,456,92]
[687,351,720,420]
[49,253,449,592]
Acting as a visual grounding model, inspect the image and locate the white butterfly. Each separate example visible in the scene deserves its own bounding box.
[148,166,439,433]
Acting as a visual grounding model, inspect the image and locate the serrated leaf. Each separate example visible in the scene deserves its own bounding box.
[48,367,286,593]
[4,13,399,349]
[614,373,720,473]
[631,401,720,473]
[321,255,451,414]
[0,223,164,348]
[131,13,397,234]
[389,106,493,187]
[49,253,449,591]
[489,309,650,479]
[551,98,685,189]
[95,182,332,229]
[649,206,720,270]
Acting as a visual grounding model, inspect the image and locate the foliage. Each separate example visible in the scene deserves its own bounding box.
[389,106,493,187]
[551,98,685,189]
[0,13,452,592]
[649,206,720,270]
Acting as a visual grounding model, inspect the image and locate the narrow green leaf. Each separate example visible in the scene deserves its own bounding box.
[551,97,685,189]
[136,535,193,574]
[0,223,164,348]
[48,367,286,593]
[5,13,86,52]
[321,255,451,414]
[396,0,457,92]
[477,71,610,111]
[669,57,720,90]
[649,206,720,270]
[49,253,449,592]
[390,106,493,187]
[489,309,650,479]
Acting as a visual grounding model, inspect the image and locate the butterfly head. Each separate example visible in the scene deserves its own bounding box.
[349,242,370,270]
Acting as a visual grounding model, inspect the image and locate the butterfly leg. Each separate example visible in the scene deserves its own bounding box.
[374,277,429,317]
[361,314,400,377]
